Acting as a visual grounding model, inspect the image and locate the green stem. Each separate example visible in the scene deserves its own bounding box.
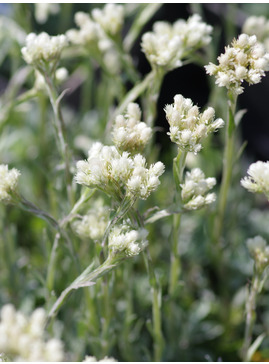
[213,92,237,245]
[44,74,74,207]
[143,249,164,362]
[242,271,260,361]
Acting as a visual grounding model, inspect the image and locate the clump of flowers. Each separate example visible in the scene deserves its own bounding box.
[243,16,269,51]
[246,236,269,273]
[164,94,224,154]
[141,14,212,71]
[205,33,269,95]
[21,32,68,69]
[112,103,152,153]
[181,168,216,210]
[34,3,60,24]
[241,161,269,198]
[0,304,64,361]
[0,164,20,204]
[73,199,110,241]
[108,223,148,258]
[75,142,165,200]
[91,4,124,36]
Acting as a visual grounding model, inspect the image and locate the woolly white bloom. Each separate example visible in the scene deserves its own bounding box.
[112,103,152,152]
[246,236,269,271]
[141,14,212,70]
[21,32,67,67]
[83,356,117,362]
[241,161,269,197]
[34,3,60,24]
[205,33,269,95]
[92,4,124,36]
[0,304,64,362]
[243,16,269,51]
[165,94,224,153]
[181,168,216,210]
[73,199,109,241]
[108,223,148,258]
[66,12,101,46]
[75,143,165,200]
[0,165,20,203]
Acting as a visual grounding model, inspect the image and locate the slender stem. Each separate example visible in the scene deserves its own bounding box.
[46,232,61,293]
[242,271,260,361]
[44,74,74,206]
[213,92,237,245]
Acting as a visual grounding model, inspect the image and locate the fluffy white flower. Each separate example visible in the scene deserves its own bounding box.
[108,223,148,258]
[0,304,64,362]
[21,32,67,66]
[180,168,216,210]
[141,14,212,71]
[164,94,224,153]
[241,160,269,197]
[34,3,60,24]
[92,4,124,36]
[205,33,269,95]
[75,143,165,200]
[0,164,20,203]
[243,16,269,51]
[112,103,152,152]
[73,199,109,241]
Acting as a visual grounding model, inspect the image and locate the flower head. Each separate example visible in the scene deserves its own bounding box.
[241,161,269,198]
[141,14,212,71]
[205,33,269,95]
[21,32,67,67]
[92,4,124,36]
[164,94,224,153]
[73,199,109,241]
[246,236,269,273]
[243,16,269,51]
[108,223,148,258]
[0,304,64,361]
[34,3,60,24]
[180,168,216,210]
[75,142,164,200]
[0,164,20,204]
[112,103,152,153]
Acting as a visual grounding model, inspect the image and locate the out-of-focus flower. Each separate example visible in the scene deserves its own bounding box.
[34,3,60,24]
[205,33,269,95]
[0,164,20,204]
[181,168,216,210]
[92,4,124,36]
[164,94,224,154]
[241,161,269,198]
[141,14,212,71]
[246,236,269,273]
[0,304,64,362]
[243,15,269,51]
[83,356,117,362]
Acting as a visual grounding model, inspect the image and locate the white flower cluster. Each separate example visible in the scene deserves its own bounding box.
[164,94,224,153]
[246,236,269,272]
[34,3,60,24]
[75,142,165,200]
[84,355,117,362]
[73,199,109,241]
[112,103,152,153]
[21,32,67,67]
[108,223,148,257]
[205,33,269,95]
[243,16,269,51]
[91,4,124,36]
[66,8,122,74]
[35,67,68,91]
[0,304,64,362]
[0,164,20,204]
[241,161,269,198]
[141,14,212,71]
[181,168,216,210]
